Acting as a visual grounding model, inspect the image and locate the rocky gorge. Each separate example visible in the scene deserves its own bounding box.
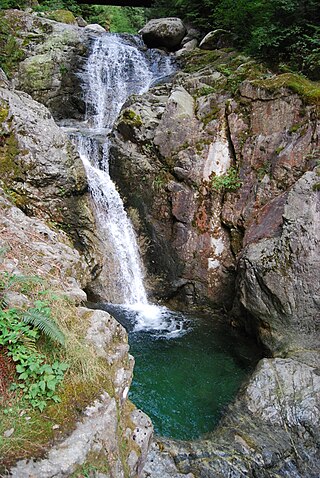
[0,9,319,478]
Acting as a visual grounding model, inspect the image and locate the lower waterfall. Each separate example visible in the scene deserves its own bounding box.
[69,33,175,326]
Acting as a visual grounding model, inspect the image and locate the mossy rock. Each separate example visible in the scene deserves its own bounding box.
[252,73,320,107]
[18,54,56,92]
[121,109,143,127]
[46,10,77,25]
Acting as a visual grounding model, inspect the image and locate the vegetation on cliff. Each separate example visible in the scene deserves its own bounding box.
[151,0,320,79]
[1,1,319,78]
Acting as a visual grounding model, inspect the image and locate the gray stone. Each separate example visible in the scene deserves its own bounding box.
[175,39,198,58]
[3,9,88,120]
[140,18,186,50]
[84,23,106,34]
[0,86,103,290]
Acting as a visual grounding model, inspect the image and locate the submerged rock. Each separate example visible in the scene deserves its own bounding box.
[157,357,320,478]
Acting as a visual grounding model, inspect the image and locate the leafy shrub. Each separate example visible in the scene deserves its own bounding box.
[0,273,67,411]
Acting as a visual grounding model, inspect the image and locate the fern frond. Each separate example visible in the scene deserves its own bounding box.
[21,335,37,353]
[22,310,65,346]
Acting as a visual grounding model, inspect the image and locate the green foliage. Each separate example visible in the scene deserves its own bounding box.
[23,300,66,346]
[149,0,320,80]
[122,109,142,126]
[81,5,146,33]
[210,167,242,192]
[0,271,67,411]
[0,307,68,411]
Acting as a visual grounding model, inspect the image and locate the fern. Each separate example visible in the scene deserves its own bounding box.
[21,334,37,353]
[22,308,65,346]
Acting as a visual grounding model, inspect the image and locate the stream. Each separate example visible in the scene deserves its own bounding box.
[67,32,260,440]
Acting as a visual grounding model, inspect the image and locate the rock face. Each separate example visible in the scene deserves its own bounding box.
[110,49,320,476]
[110,80,237,306]
[0,86,103,280]
[2,9,88,120]
[0,189,89,302]
[110,50,319,309]
[139,18,186,50]
[238,171,320,355]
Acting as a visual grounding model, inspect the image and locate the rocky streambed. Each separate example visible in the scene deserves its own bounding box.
[0,9,319,478]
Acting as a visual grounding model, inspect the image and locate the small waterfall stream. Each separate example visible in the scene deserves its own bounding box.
[70,33,179,330]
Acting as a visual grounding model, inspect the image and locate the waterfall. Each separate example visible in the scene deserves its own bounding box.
[72,34,174,309]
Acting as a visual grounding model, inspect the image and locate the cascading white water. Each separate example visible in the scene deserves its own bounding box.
[72,33,179,328]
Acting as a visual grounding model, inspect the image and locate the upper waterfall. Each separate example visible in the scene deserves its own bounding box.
[74,33,175,306]
[84,34,173,132]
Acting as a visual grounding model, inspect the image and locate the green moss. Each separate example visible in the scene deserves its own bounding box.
[201,105,220,126]
[252,73,320,107]
[182,49,269,97]
[46,9,76,25]
[182,49,224,73]
[19,55,55,92]
[0,14,25,77]
[122,109,142,127]
[0,105,9,123]
[0,131,22,178]
[195,86,216,97]
[289,122,304,134]
[313,183,320,191]
[275,145,285,155]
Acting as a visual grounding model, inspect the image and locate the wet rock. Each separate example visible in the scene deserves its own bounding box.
[142,442,194,478]
[140,18,187,51]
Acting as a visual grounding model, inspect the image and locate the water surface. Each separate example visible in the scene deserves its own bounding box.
[99,304,261,440]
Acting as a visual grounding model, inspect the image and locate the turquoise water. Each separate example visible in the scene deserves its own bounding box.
[98,304,261,440]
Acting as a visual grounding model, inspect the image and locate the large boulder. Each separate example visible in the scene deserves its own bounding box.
[139,18,186,51]
[199,29,235,50]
